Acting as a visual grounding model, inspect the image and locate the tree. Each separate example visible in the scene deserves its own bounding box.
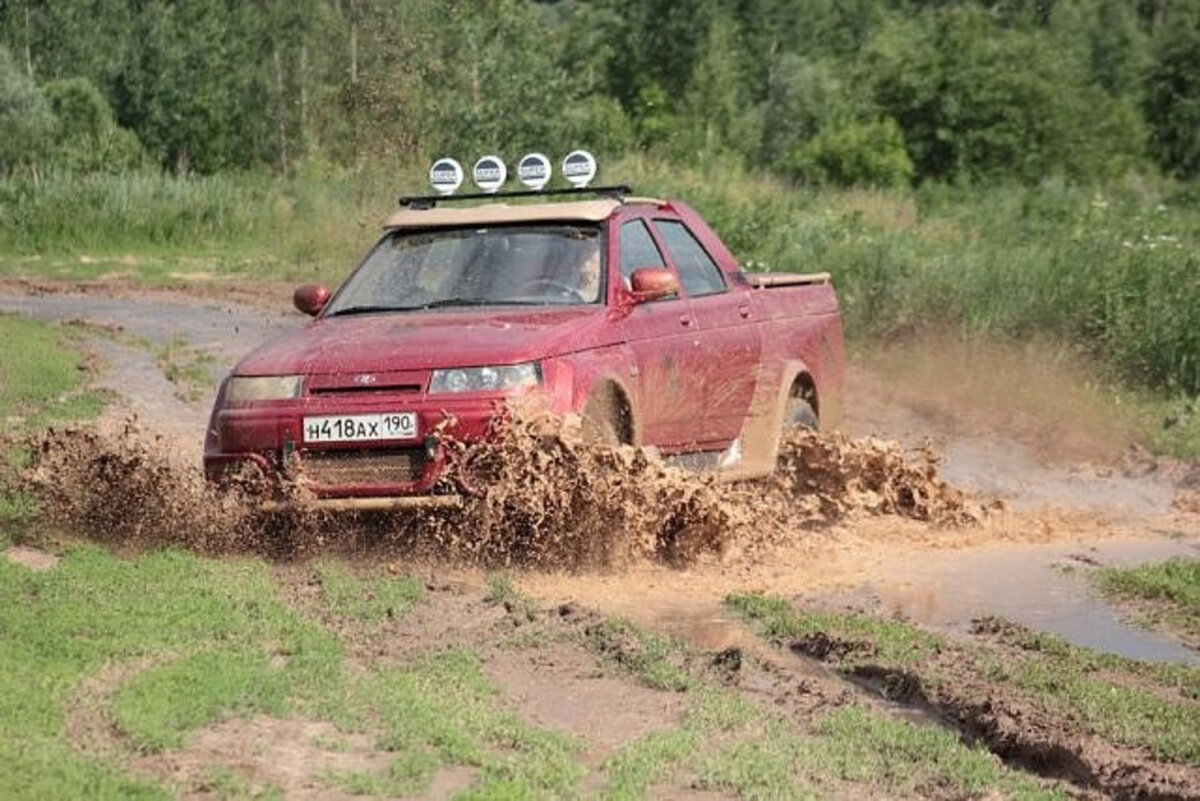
[1144,23,1200,178]
[0,45,54,175]
[785,116,913,188]
[860,6,1144,184]
[43,77,144,172]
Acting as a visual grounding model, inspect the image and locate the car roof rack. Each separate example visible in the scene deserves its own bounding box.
[398,185,634,210]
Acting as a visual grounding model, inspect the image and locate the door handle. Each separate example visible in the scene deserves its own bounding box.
[738,305,751,319]
[679,316,693,328]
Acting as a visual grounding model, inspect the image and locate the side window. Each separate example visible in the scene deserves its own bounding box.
[618,219,666,290]
[654,220,727,297]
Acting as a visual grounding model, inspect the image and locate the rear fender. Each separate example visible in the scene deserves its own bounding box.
[734,357,814,480]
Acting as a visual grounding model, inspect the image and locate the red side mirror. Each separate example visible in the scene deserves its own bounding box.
[628,267,679,303]
[293,284,331,316]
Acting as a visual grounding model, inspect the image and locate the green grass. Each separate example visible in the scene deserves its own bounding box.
[797,706,1054,799]
[0,547,338,798]
[0,546,596,799]
[313,560,423,625]
[0,314,107,425]
[0,314,112,531]
[1094,558,1200,644]
[351,648,583,798]
[195,766,282,801]
[583,618,694,692]
[726,592,941,663]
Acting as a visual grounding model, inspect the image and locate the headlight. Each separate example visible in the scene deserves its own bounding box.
[225,375,304,403]
[429,362,541,394]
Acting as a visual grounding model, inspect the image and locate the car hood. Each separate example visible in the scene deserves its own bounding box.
[234,306,610,375]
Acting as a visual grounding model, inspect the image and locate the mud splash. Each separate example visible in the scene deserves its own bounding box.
[763,429,992,525]
[23,417,988,569]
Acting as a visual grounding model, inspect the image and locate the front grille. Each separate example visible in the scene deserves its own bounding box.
[310,384,422,396]
[301,448,426,486]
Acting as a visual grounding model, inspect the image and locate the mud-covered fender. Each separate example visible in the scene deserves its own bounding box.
[542,345,640,444]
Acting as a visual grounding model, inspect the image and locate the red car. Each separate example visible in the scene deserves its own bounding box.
[204,191,844,507]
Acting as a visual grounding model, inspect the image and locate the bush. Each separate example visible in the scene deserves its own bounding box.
[785,118,914,189]
[43,78,146,174]
[0,47,55,175]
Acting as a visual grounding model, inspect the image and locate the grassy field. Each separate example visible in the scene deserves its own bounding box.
[1095,558,1200,647]
[0,547,1077,800]
[2,162,1197,454]
[5,547,1199,798]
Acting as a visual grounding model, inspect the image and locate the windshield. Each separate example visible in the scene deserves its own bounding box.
[325,224,605,316]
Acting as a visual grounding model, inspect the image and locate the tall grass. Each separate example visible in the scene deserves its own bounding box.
[1,160,1197,395]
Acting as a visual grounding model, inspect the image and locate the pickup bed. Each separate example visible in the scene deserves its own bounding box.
[203,194,844,506]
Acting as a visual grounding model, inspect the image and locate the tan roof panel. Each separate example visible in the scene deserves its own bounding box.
[383,199,621,229]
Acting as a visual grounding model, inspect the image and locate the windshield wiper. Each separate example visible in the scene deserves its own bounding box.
[326,298,554,317]
[324,304,403,317]
[420,297,548,309]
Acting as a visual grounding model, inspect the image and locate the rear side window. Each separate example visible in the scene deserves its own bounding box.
[654,220,726,297]
[618,219,666,288]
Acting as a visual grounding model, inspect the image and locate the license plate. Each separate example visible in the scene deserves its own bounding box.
[303,413,417,443]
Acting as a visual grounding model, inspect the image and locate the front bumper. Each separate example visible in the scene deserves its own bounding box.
[204,389,554,498]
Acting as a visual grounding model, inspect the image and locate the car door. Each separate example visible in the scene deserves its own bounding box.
[651,218,762,445]
[614,216,706,449]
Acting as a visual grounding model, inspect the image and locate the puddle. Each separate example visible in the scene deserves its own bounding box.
[868,536,1200,665]
[595,537,1200,669]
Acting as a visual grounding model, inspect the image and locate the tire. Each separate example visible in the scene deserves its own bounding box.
[580,389,629,446]
[784,395,818,431]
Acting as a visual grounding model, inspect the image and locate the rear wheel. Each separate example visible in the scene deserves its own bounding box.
[784,395,818,431]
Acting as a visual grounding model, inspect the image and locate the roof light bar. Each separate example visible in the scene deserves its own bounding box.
[398,185,634,209]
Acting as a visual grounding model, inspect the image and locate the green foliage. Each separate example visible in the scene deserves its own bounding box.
[786,117,913,188]
[732,592,1200,769]
[858,6,1145,183]
[113,649,292,752]
[43,78,145,173]
[1145,24,1200,178]
[725,592,941,664]
[584,618,693,691]
[0,0,1190,186]
[1097,558,1200,610]
[0,46,54,175]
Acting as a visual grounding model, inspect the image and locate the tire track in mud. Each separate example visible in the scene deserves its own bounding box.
[781,621,1200,800]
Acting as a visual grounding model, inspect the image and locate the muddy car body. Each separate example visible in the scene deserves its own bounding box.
[204,193,844,505]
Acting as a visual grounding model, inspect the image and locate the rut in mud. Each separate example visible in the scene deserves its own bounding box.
[21,415,986,568]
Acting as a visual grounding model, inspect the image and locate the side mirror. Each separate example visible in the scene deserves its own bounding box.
[628,267,679,303]
[293,284,331,316]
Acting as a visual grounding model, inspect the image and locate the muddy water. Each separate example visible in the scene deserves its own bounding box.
[868,535,1200,665]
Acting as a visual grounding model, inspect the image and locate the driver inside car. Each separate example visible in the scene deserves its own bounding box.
[572,238,602,302]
